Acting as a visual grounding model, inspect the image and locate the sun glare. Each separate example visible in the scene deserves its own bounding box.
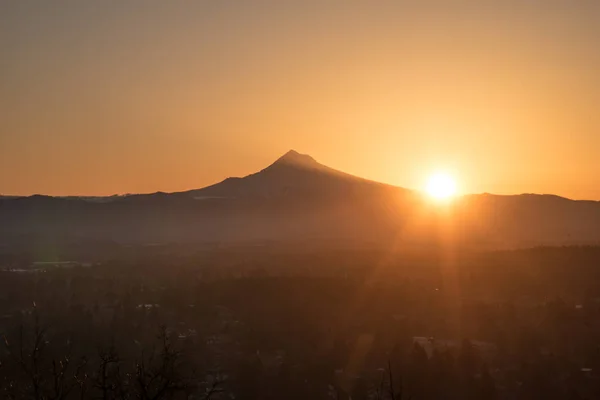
[426,172,457,200]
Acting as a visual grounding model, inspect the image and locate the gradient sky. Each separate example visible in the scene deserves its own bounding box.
[1,1,600,199]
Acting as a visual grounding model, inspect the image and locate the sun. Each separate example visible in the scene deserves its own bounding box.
[426,172,457,200]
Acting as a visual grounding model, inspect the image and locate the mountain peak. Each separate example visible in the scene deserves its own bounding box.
[273,150,319,167]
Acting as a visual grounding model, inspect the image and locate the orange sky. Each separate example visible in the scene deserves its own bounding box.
[1,2,600,199]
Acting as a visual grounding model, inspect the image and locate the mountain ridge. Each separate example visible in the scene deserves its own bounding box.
[0,150,593,202]
[2,150,600,249]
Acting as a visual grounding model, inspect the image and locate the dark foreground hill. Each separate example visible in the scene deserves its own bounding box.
[1,150,599,248]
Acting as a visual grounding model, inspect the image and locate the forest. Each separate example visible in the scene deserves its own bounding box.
[2,245,600,399]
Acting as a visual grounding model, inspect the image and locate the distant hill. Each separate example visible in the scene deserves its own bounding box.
[1,150,599,248]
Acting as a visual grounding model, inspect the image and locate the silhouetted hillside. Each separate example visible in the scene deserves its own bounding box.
[1,150,599,248]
